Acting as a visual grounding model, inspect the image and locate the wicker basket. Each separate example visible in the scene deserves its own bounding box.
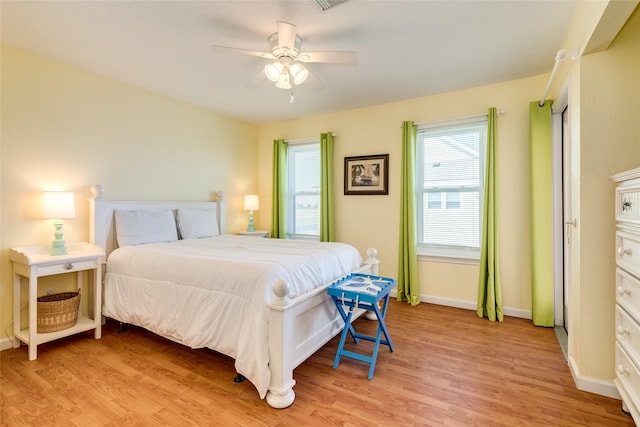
[37,291,80,333]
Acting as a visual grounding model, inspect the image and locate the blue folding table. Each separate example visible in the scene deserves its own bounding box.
[327,273,395,379]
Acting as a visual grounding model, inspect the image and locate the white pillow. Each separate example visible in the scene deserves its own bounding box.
[114,209,178,247]
[176,207,220,239]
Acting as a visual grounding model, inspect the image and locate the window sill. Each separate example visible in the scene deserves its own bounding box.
[417,247,480,265]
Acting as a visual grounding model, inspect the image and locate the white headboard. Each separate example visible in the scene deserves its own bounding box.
[88,185,226,259]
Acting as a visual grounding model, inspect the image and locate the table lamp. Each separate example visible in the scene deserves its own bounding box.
[243,195,259,232]
[42,191,76,255]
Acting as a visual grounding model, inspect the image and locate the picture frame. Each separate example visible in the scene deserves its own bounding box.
[344,154,389,195]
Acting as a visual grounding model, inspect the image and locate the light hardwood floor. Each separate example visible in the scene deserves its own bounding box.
[1,301,634,426]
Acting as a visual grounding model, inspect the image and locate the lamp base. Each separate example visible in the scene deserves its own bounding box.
[247,211,255,232]
[50,221,67,255]
[50,239,68,256]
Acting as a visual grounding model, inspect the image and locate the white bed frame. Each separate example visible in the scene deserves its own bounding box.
[88,186,379,408]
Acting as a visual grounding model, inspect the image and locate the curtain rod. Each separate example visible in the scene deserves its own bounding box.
[411,109,504,128]
[286,133,336,145]
[538,49,577,107]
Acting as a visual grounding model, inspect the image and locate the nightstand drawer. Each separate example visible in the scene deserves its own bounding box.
[237,230,270,238]
[36,259,100,276]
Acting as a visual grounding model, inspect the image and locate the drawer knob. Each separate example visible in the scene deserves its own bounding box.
[618,247,633,257]
[618,325,631,336]
[618,364,630,376]
[64,263,74,270]
[622,199,632,212]
[618,286,631,296]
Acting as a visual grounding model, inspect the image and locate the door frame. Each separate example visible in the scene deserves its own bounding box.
[552,86,570,327]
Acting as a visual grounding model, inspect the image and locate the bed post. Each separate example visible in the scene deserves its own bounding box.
[365,248,380,276]
[213,191,226,234]
[364,248,381,321]
[266,279,296,409]
[89,184,105,248]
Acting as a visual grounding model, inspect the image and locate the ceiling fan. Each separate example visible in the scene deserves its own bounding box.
[211,21,357,92]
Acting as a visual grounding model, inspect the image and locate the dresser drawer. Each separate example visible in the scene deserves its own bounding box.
[616,343,640,405]
[617,231,640,279]
[617,183,640,225]
[617,268,640,320]
[616,304,640,360]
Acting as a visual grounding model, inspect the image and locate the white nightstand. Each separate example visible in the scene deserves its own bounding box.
[237,230,270,238]
[10,243,105,360]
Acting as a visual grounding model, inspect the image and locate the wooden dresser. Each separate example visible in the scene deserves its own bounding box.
[612,166,640,423]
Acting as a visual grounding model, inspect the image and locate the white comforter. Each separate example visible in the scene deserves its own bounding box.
[103,235,363,398]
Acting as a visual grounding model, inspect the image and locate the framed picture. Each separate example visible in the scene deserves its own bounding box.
[344,154,389,195]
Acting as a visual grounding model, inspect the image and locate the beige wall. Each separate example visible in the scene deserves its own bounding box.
[258,74,549,315]
[2,1,637,399]
[254,3,640,395]
[0,45,258,340]
[571,6,640,385]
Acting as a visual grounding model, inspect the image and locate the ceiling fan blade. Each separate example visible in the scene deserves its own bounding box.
[277,21,298,51]
[211,45,275,60]
[297,51,358,64]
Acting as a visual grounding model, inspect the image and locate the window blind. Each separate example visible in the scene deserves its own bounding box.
[417,121,486,253]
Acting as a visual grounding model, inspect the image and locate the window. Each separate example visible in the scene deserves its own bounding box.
[427,192,442,209]
[286,141,320,239]
[446,192,461,209]
[416,117,487,260]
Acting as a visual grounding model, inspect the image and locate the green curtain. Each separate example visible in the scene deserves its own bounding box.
[477,107,504,322]
[397,121,420,306]
[320,132,335,242]
[529,101,554,327]
[271,139,287,239]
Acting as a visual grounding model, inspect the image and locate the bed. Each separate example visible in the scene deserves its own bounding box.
[88,186,380,408]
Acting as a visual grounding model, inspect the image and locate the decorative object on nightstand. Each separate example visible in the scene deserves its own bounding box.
[10,243,104,360]
[244,194,259,232]
[42,191,76,255]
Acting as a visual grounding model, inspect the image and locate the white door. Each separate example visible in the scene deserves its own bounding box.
[562,106,572,333]
[553,90,572,332]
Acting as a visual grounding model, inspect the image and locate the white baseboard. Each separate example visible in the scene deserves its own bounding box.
[0,337,17,352]
[390,290,532,320]
[568,355,620,400]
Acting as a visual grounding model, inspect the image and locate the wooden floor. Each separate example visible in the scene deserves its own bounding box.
[1,302,634,426]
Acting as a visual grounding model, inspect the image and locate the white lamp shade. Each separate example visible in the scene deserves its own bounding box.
[42,191,76,219]
[290,63,309,85]
[264,62,283,82]
[244,194,259,211]
[275,70,291,89]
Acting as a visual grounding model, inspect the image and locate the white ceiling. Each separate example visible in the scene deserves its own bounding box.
[1,0,578,125]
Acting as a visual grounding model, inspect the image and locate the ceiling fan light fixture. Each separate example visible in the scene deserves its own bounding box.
[275,70,291,89]
[268,33,302,57]
[264,62,283,82]
[289,63,309,85]
[213,20,358,95]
